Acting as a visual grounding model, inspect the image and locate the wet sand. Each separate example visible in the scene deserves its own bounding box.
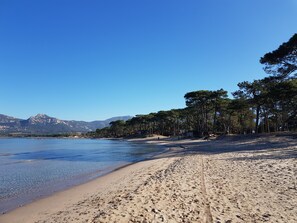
[0,134,296,223]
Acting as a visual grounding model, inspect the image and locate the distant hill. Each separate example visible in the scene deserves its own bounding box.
[0,114,132,135]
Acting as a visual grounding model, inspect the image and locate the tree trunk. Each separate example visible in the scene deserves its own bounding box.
[255,105,260,133]
[213,106,217,133]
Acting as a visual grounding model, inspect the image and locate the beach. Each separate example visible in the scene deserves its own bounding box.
[0,134,296,223]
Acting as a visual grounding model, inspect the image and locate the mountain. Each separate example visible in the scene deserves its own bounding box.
[0,114,22,132]
[0,114,132,135]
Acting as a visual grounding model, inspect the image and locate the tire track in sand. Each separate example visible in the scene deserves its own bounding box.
[201,157,213,223]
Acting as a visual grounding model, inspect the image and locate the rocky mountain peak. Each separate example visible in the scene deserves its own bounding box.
[28,114,60,125]
[34,114,50,118]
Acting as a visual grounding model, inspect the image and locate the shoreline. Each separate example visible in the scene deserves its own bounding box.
[0,137,167,214]
[1,134,296,222]
[0,160,132,215]
[0,138,179,223]
[0,159,168,222]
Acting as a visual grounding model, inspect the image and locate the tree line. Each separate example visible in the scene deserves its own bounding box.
[87,33,297,138]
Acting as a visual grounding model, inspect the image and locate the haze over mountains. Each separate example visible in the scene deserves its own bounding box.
[0,114,132,135]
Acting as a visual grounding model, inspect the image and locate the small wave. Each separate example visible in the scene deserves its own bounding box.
[23,160,35,163]
[0,153,12,157]
[1,159,40,166]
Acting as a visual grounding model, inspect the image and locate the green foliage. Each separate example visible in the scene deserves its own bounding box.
[260,33,297,78]
[184,89,228,136]
[90,34,297,138]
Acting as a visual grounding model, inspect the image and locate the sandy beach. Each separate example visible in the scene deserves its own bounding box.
[0,134,296,223]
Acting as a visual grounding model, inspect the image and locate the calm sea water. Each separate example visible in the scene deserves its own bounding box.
[0,138,162,213]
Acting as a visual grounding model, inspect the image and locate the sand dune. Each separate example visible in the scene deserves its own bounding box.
[0,134,296,223]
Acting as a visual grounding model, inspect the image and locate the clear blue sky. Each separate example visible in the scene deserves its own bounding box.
[1,0,296,121]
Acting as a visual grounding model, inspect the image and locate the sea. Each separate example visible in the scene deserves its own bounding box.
[0,138,163,213]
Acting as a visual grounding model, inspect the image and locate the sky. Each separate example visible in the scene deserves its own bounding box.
[0,0,296,121]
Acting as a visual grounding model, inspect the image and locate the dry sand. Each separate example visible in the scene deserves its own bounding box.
[0,134,296,223]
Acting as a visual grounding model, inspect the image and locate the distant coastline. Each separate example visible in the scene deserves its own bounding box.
[0,114,132,136]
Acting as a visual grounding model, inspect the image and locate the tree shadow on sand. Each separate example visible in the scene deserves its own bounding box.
[153,133,297,161]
